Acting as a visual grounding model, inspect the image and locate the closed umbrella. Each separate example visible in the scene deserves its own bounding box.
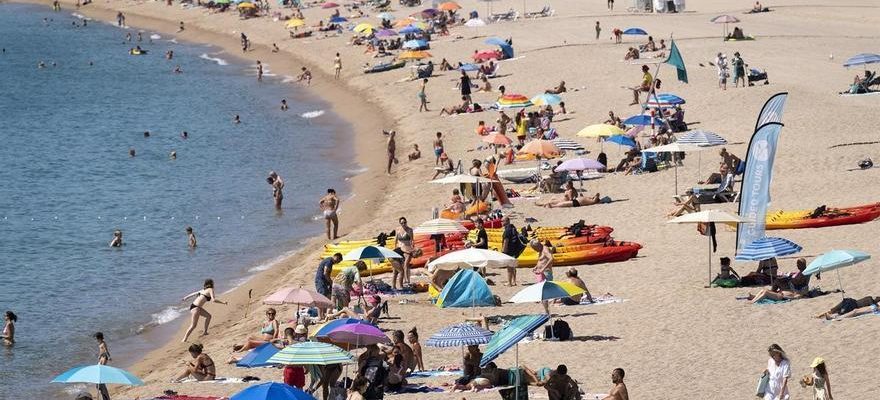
[555,158,604,172]
[267,342,354,365]
[735,237,802,261]
[427,248,518,271]
[426,323,493,347]
[804,250,871,297]
[480,314,549,400]
[230,382,315,400]
[52,365,144,386]
[413,218,469,235]
[668,210,752,285]
[577,124,625,138]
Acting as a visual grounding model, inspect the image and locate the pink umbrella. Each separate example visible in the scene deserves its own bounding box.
[473,50,501,62]
[322,2,339,8]
[625,125,644,138]
[482,132,512,146]
[264,287,332,307]
[326,322,390,347]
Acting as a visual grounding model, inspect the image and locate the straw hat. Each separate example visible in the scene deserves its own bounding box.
[810,357,825,368]
[295,324,307,334]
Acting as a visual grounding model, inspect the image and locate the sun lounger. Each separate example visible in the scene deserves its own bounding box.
[491,9,518,22]
[690,174,738,203]
[524,5,554,18]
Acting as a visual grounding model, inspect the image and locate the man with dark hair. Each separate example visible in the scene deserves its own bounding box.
[315,253,342,318]
[545,364,581,400]
[604,368,628,400]
[474,218,489,249]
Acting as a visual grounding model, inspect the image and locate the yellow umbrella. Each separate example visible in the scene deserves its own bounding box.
[286,18,306,28]
[550,281,586,296]
[398,50,432,60]
[576,124,626,138]
[237,2,256,8]
[410,21,428,30]
[393,18,416,28]
[353,23,375,34]
[438,1,462,10]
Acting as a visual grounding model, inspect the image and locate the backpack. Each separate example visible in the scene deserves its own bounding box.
[544,319,572,341]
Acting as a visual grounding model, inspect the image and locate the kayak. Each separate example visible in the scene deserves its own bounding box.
[765,203,880,230]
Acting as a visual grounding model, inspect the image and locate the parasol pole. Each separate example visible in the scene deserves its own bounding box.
[836,268,845,299]
[515,343,521,400]
[706,233,712,287]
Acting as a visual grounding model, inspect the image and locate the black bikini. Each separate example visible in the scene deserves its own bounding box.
[190,293,211,310]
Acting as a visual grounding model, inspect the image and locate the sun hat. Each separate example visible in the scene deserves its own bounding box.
[295,324,307,334]
[810,357,825,368]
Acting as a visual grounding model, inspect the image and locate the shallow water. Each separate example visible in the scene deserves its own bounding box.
[0,4,355,398]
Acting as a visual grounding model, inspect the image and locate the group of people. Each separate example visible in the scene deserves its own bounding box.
[715,51,748,90]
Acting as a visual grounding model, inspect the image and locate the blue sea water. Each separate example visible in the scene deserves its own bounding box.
[0,4,357,398]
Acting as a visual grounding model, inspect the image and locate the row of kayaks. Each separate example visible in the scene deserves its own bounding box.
[765,202,880,230]
[322,221,641,276]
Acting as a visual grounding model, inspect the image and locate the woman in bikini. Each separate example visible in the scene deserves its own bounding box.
[320,189,340,240]
[181,279,226,343]
[395,217,415,287]
[538,193,602,208]
[173,343,216,382]
[232,308,280,352]
[2,311,16,346]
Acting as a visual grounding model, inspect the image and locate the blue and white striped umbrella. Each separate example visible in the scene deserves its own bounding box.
[677,130,727,146]
[552,138,584,151]
[426,323,494,347]
[735,237,802,261]
[843,53,880,68]
[480,314,549,367]
[402,39,428,49]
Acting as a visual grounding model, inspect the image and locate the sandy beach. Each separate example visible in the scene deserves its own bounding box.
[18,0,880,398]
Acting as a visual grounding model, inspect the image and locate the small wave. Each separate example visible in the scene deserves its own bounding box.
[247,250,297,273]
[138,305,186,332]
[301,110,325,119]
[282,75,297,83]
[199,53,228,66]
[343,166,369,175]
[71,13,86,19]
[168,38,178,44]
[150,34,162,40]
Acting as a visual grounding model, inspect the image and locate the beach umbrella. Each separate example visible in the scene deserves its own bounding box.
[428,248,517,271]
[267,342,354,365]
[606,135,637,148]
[530,93,562,106]
[393,18,416,28]
[326,322,391,347]
[398,50,432,60]
[263,286,332,307]
[215,0,231,3]
[398,25,423,34]
[426,323,493,347]
[402,39,428,49]
[804,250,871,297]
[431,174,499,184]
[413,218,469,235]
[645,93,686,107]
[510,281,583,304]
[412,8,440,19]
[329,16,348,23]
[622,114,663,126]
[464,18,487,28]
[342,245,402,261]
[237,2,256,8]
[735,237,803,261]
[643,142,711,194]
[230,382,314,400]
[668,210,752,285]
[482,132,513,146]
[484,37,509,46]
[495,94,533,109]
[480,313,549,400]
[473,50,502,62]
[710,15,740,38]
[622,27,647,35]
[577,124,625,138]
[52,365,144,386]
[376,12,395,20]
[236,342,282,368]
[375,28,398,37]
[438,1,462,11]
[458,63,481,71]
[321,1,339,8]
[520,139,561,158]
[286,19,305,28]
[677,130,727,146]
[353,23,375,34]
[843,53,880,69]
[555,158,604,172]
[311,318,364,339]
[552,138,585,151]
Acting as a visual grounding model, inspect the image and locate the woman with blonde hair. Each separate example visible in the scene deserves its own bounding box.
[762,344,791,400]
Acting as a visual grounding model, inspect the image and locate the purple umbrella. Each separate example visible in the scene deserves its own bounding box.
[554,158,605,172]
[375,29,398,37]
[326,322,390,347]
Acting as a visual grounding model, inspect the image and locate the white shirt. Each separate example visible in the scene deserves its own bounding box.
[764,358,791,400]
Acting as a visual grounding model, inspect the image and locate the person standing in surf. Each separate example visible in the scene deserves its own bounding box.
[320,188,340,240]
[186,226,197,248]
[181,279,226,343]
[95,332,111,400]
[386,130,398,175]
[267,171,284,210]
[257,60,263,81]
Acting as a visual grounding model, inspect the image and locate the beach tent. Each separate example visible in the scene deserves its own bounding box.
[436,269,495,308]
[236,342,281,368]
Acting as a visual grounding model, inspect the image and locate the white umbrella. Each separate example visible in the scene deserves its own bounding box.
[428,248,518,271]
[668,210,752,285]
[642,143,712,194]
[413,218,469,235]
[342,245,402,261]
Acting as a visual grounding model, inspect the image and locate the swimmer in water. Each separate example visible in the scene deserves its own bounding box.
[109,230,123,247]
[2,311,16,346]
[174,65,182,74]
[186,226,197,248]
[170,151,177,160]
[126,32,131,42]
[281,99,288,111]
[267,171,284,210]
[297,67,312,86]
[166,50,174,60]
[129,148,136,157]
[144,131,150,137]
[181,131,189,139]
[38,61,46,68]
[137,32,142,42]
[233,115,241,124]
[257,60,263,81]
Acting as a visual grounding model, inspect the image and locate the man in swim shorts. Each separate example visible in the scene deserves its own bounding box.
[315,254,342,318]
[320,188,340,240]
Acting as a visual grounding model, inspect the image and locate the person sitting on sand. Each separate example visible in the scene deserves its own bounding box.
[814,296,880,320]
[226,326,298,365]
[326,295,385,324]
[603,368,629,400]
[439,58,453,71]
[383,330,415,374]
[455,362,551,391]
[432,153,455,179]
[407,328,424,371]
[624,47,639,60]
[605,111,623,127]
[630,65,653,105]
[172,343,215,382]
[439,96,471,116]
[639,36,656,52]
[232,308,280,352]
[545,81,567,94]
[475,120,490,136]
[559,268,593,305]
[668,192,700,217]
[297,67,312,85]
[408,144,421,161]
[476,76,492,92]
[545,365,580,400]
[748,258,812,303]
[452,345,483,386]
[719,147,742,174]
[444,188,466,215]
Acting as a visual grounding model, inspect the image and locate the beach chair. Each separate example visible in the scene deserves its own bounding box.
[691,174,738,203]
[491,9,518,22]
[484,63,500,79]
[524,5,554,18]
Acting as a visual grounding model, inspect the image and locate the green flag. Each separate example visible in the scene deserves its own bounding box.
[665,40,688,83]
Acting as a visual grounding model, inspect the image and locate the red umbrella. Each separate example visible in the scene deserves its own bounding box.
[473,50,501,62]
[322,2,339,8]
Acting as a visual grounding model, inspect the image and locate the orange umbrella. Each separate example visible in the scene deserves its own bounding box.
[438,1,462,10]
[520,139,561,158]
[482,132,512,146]
[398,50,432,60]
[393,18,416,28]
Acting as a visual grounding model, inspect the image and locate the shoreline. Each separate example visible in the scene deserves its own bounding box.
[15,0,396,396]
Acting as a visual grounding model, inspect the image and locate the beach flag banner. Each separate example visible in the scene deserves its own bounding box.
[665,40,688,83]
[735,93,789,256]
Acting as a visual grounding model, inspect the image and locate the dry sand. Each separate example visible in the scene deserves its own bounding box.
[25,0,880,398]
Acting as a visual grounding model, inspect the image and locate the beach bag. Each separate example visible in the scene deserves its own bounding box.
[544,319,572,341]
[756,372,769,397]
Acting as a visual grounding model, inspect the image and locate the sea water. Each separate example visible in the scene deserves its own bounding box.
[0,4,356,398]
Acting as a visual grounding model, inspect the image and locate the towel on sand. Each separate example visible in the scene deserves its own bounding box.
[408,370,463,378]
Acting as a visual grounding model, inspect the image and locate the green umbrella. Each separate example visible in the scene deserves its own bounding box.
[804,250,871,298]
[267,342,354,365]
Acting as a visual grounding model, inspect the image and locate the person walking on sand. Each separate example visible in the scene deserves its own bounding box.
[181,279,226,343]
[603,368,629,400]
[732,51,747,88]
[334,52,342,79]
[320,188,340,240]
[95,332,111,400]
[595,21,602,40]
[715,53,729,90]
[530,240,554,314]
[607,0,614,11]
[186,226,197,248]
[267,171,284,210]
[459,70,472,102]
[418,78,429,112]
[241,32,249,52]
[763,344,791,400]
[802,357,833,400]
[386,130,398,174]
[257,60,263,81]
[433,132,444,165]
[501,217,521,286]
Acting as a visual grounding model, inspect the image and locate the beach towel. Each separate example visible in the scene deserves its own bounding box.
[390,385,446,394]
[408,370,463,378]
[579,294,624,305]
[177,377,248,384]
[755,298,790,305]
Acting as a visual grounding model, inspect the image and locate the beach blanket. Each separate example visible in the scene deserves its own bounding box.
[755,298,791,305]
[579,295,625,305]
[177,377,248,384]
[408,370,463,378]
[390,385,446,394]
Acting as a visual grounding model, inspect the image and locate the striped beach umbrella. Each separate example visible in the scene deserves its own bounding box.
[52,365,144,386]
[413,218,469,235]
[645,93,685,108]
[552,138,584,151]
[677,130,727,146]
[267,342,354,365]
[495,94,533,109]
[342,245,402,261]
[735,237,802,261]
[427,323,493,347]
[530,93,562,106]
[509,281,583,303]
[480,314,549,367]
[577,124,625,138]
[843,53,880,68]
